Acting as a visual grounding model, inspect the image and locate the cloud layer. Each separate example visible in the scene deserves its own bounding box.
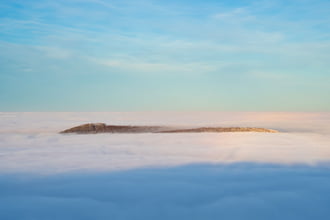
[1,163,330,220]
[0,112,330,219]
[0,112,329,173]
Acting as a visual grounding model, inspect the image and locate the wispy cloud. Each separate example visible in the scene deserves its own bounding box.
[93,57,216,75]
[214,7,255,22]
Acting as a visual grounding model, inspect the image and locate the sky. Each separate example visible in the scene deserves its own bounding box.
[0,0,329,111]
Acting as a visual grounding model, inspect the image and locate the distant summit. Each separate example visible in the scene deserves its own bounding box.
[61,123,279,134]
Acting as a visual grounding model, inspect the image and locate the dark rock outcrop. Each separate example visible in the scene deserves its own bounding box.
[60,123,279,134]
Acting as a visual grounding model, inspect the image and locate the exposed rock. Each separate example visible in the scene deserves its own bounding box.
[60,123,279,134]
[160,127,278,133]
[60,123,107,134]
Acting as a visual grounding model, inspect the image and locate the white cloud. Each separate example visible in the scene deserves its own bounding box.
[94,58,216,74]
[0,112,330,174]
[214,7,255,22]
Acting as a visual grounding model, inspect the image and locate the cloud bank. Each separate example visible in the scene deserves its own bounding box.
[0,112,330,174]
[0,112,329,219]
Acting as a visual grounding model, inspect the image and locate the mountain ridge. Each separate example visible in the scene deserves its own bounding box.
[60,123,279,134]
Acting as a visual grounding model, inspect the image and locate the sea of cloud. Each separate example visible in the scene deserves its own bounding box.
[0,112,329,219]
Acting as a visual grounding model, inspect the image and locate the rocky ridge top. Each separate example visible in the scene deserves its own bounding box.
[60,123,279,134]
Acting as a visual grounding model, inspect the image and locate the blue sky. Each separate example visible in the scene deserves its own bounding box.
[0,0,329,111]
